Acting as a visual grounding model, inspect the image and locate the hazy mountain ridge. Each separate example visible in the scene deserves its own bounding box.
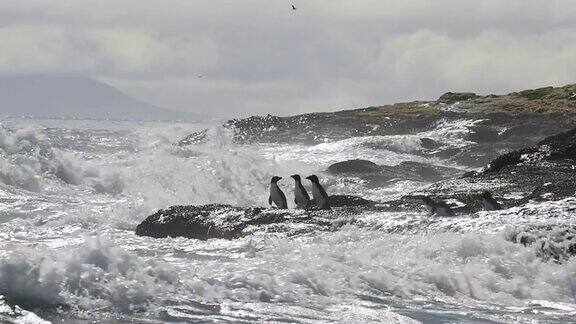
[0,75,201,121]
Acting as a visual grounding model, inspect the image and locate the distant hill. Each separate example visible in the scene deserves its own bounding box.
[0,75,202,121]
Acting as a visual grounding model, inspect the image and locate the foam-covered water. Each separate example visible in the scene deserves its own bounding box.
[0,117,575,323]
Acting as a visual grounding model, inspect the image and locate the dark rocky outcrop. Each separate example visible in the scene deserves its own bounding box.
[419,137,440,149]
[326,159,462,186]
[390,126,576,214]
[138,126,576,264]
[156,84,576,261]
[506,225,576,262]
[136,205,258,240]
[437,92,479,104]
[329,194,378,208]
[327,159,382,174]
[179,83,576,167]
[222,112,444,146]
[513,87,555,100]
[484,128,576,173]
[135,195,382,240]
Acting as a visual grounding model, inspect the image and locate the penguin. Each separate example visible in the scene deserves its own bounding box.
[290,174,311,209]
[305,175,331,210]
[481,191,501,211]
[421,196,455,216]
[269,176,288,209]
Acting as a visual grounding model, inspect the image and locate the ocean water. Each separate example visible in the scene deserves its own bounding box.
[0,117,575,323]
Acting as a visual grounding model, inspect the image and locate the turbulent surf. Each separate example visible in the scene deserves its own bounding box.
[1,115,576,323]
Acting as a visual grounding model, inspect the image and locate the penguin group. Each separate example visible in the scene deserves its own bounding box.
[420,190,502,216]
[270,175,504,216]
[421,196,455,217]
[269,174,331,210]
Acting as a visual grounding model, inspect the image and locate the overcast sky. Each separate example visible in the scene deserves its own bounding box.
[1,1,576,118]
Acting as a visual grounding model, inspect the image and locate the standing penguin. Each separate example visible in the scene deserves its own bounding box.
[481,191,501,211]
[305,175,331,210]
[290,174,311,209]
[269,176,288,209]
[421,196,455,216]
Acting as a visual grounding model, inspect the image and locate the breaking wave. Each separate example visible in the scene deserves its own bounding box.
[0,125,123,194]
[2,118,576,322]
[0,238,177,318]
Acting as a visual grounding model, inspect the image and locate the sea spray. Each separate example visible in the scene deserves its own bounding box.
[1,118,576,322]
[0,237,177,316]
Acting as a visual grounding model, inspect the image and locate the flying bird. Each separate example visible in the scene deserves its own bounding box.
[292,5,297,10]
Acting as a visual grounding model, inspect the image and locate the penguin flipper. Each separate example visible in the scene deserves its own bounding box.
[268,196,273,206]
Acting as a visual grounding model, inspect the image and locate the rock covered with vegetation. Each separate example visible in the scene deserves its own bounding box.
[181,83,576,167]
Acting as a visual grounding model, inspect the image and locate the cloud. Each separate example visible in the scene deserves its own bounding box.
[82,28,218,76]
[376,29,576,93]
[0,24,217,77]
[0,25,71,74]
[1,1,576,117]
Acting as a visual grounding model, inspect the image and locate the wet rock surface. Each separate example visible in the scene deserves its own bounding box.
[138,122,576,241]
[139,123,576,260]
[150,84,576,261]
[390,126,576,213]
[135,195,384,240]
[180,83,576,167]
[507,225,576,262]
[437,92,480,104]
[326,159,462,185]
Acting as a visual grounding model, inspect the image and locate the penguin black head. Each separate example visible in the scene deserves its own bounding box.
[305,175,319,183]
[271,176,282,183]
[481,191,493,199]
[290,174,301,181]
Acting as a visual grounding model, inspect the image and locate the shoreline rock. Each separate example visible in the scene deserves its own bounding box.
[326,159,463,185]
[390,126,576,215]
[148,85,576,261]
[179,83,576,168]
[139,126,576,241]
[135,195,382,240]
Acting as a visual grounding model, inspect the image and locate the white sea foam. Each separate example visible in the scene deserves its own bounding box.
[0,237,177,318]
[1,118,576,323]
[0,295,50,324]
[0,124,123,195]
[260,118,479,169]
